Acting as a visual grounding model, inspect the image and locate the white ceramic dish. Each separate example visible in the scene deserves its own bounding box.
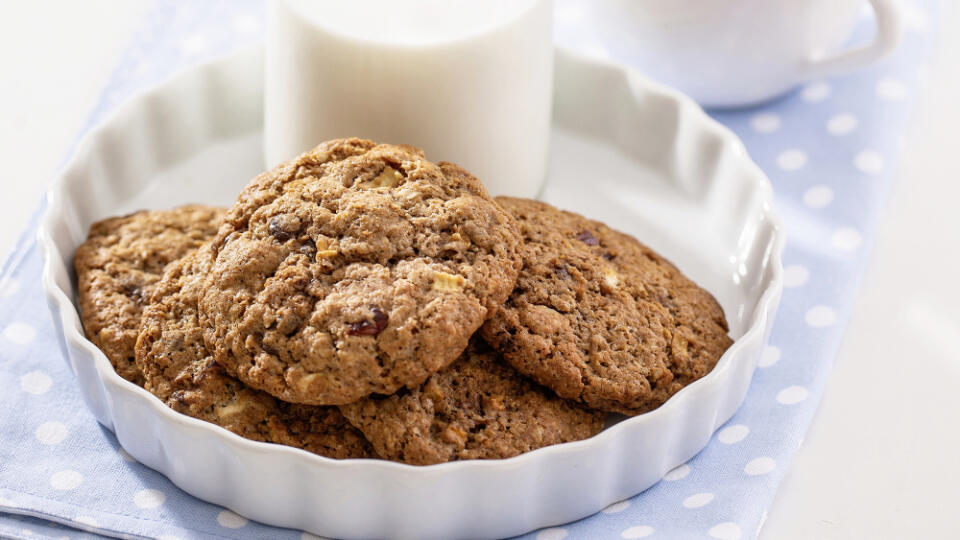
[39,46,783,540]
[557,0,903,107]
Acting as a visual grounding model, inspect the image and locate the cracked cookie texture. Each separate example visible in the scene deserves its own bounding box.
[198,138,522,406]
[481,197,733,415]
[339,339,605,465]
[136,246,374,459]
[74,205,224,384]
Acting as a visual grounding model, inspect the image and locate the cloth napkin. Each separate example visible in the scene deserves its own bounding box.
[0,1,941,538]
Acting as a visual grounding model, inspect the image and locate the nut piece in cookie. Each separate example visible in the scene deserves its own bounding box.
[73,205,224,384]
[339,339,606,465]
[481,197,734,415]
[135,246,374,459]
[198,138,522,406]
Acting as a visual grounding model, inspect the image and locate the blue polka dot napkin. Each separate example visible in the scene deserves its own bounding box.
[0,1,941,538]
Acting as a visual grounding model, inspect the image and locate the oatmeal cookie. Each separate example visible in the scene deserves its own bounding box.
[136,246,373,459]
[199,138,521,405]
[481,197,733,415]
[339,339,605,465]
[74,205,223,383]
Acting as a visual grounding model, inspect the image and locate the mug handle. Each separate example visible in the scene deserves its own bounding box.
[801,0,904,80]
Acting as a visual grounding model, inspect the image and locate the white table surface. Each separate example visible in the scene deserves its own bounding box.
[2,2,957,539]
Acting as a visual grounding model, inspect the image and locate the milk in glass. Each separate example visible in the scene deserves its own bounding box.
[265,0,553,197]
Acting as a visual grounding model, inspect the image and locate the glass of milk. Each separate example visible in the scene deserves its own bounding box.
[265,0,553,198]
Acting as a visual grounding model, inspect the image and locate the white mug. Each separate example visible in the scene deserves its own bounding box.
[558,0,904,108]
[265,0,554,197]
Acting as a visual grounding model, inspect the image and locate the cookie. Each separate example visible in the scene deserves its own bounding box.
[339,339,605,465]
[136,246,373,459]
[74,205,224,384]
[198,138,522,405]
[481,197,733,415]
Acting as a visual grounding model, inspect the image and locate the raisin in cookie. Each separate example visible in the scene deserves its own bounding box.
[481,197,733,416]
[198,138,522,405]
[136,246,373,459]
[339,339,605,465]
[74,205,224,384]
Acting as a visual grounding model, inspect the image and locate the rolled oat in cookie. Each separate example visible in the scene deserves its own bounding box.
[198,138,522,406]
[73,205,224,384]
[481,197,733,416]
[339,339,606,465]
[136,246,373,459]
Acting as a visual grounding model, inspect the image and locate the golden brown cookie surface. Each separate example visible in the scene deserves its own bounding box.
[339,339,605,465]
[73,205,224,384]
[199,138,522,406]
[136,246,373,459]
[481,197,733,415]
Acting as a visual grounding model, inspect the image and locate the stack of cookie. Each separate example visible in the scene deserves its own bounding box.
[75,138,732,465]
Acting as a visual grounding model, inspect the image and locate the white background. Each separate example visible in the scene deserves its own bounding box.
[1,2,958,539]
